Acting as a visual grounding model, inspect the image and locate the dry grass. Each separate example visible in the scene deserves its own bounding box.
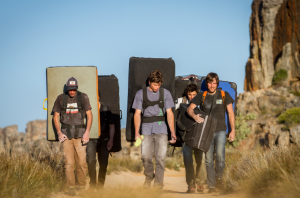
[223,145,300,198]
[107,157,143,174]
[0,149,65,198]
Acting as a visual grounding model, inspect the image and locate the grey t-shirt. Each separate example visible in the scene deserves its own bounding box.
[132,87,175,135]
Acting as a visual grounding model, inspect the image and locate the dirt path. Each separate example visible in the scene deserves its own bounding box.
[52,168,237,198]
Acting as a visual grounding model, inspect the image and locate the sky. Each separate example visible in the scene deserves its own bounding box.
[0,0,253,132]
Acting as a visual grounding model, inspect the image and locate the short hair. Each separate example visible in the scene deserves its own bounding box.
[205,72,219,87]
[149,69,163,84]
[185,83,200,95]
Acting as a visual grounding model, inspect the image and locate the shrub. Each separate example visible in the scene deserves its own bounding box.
[0,150,65,198]
[223,145,300,198]
[226,113,252,148]
[278,107,300,128]
[272,69,288,85]
[245,113,257,121]
[107,157,143,174]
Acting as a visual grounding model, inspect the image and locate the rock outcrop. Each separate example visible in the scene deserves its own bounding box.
[245,0,300,91]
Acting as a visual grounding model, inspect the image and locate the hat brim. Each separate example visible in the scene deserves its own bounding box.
[66,86,78,91]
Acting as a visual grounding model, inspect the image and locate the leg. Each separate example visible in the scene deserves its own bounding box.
[74,138,87,187]
[97,139,110,187]
[215,131,226,181]
[205,133,216,189]
[141,135,155,185]
[182,144,195,188]
[194,148,205,185]
[86,140,97,187]
[63,139,75,188]
[153,134,168,187]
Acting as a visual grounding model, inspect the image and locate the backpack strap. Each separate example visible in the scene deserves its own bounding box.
[201,91,207,111]
[221,90,226,110]
[142,87,165,123]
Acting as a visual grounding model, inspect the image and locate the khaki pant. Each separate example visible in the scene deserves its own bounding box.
[63,138,87,187]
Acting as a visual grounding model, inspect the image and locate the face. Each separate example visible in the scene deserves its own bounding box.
[149,81,162,92]
[187,91,198,101]
[68,89,77,97]
[207,78,218,93]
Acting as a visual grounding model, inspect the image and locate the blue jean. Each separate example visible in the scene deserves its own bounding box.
[205,131,226,188]
[183,144,206,187]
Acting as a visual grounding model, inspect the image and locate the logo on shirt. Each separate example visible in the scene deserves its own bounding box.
[66,103,78,114]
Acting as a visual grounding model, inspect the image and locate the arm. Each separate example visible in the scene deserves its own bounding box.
[166,108,176,143]
[107,124,115,150]
[187,103,204,123]
[227,103,235,142]
[53,112,67,143]
[134,109,142,140]
[82,109,93,143]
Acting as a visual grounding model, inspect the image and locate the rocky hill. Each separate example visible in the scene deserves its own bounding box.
[237,0,300,150]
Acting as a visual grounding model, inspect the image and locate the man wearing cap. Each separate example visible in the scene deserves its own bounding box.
[53,77,93,196]
[86,91,115,190]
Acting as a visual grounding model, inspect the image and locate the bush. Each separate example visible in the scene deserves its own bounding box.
[245,113,257,121]
[278,107,300,128]
[226,113,252,148]
[107,157,143,174]
[223,145,300,198]
[0,150,65,198]
[272,69,288,85]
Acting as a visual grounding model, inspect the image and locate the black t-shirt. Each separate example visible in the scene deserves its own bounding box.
[100,104,115,139]
[190,89,234,132]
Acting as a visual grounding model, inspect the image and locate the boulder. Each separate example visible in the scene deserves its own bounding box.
[26,120,47,142]
[290,125,300,144]
[277,131,290,148]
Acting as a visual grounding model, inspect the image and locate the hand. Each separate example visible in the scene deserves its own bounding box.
[194,114,204,123]
[169,132,177,144]
[107,139,113,151]
[82,131,90,144]
[228,130,235,142]
[135,133,142,141]
[58,132,67,143]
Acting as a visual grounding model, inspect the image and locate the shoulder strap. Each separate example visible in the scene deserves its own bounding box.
[158,88,164,109]
[142,87,164,110]
[62,93,68,109]
[77,91,82,109]
[221,90,226,109]
[182,96,188,104]
[201,91,207,110]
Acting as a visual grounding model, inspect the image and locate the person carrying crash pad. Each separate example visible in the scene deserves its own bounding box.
[86,91,115,190]
[187,72,235,193]
[133,69,176,190]
[52,77,93,196]
[178,83,206,193]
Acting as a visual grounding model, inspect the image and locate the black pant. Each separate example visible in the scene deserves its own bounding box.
[86,139,109,187]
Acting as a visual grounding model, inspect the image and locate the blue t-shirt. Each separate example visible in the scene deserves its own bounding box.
[132,87,175,135]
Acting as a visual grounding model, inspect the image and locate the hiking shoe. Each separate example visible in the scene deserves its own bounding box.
[216,177,223,190]
[143,178,153,188]
[67,187,76,196]
[207,188,218,194]
[186,186,196,193]
[196,183,204,193]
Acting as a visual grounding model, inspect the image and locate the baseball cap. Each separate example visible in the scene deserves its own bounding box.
[66,77,78,91]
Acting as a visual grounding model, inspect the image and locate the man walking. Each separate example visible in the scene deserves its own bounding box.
[132,69,176,189]
[86,91,115,190]
[53,77,93,196]
[187,72,235,193]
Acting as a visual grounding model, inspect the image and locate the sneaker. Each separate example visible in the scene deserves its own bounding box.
[67,187,76,196]
[186,186,195,193]
[143,178,153,188]
[196,183,204,193]
[207,188,218,194]
[216,177,223,189]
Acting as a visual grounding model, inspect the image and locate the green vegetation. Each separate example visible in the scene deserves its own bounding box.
[290,91,300,97]
[278,107,300,128]
[226,113,252,148]
[260,105,267,115]
[272,69,288,85]
[107,157,143,174]
[0,150,65,198]
[224,145,300,198]
[245,113,257,121]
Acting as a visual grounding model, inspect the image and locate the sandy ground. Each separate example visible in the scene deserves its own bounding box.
[52,168,237,198]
